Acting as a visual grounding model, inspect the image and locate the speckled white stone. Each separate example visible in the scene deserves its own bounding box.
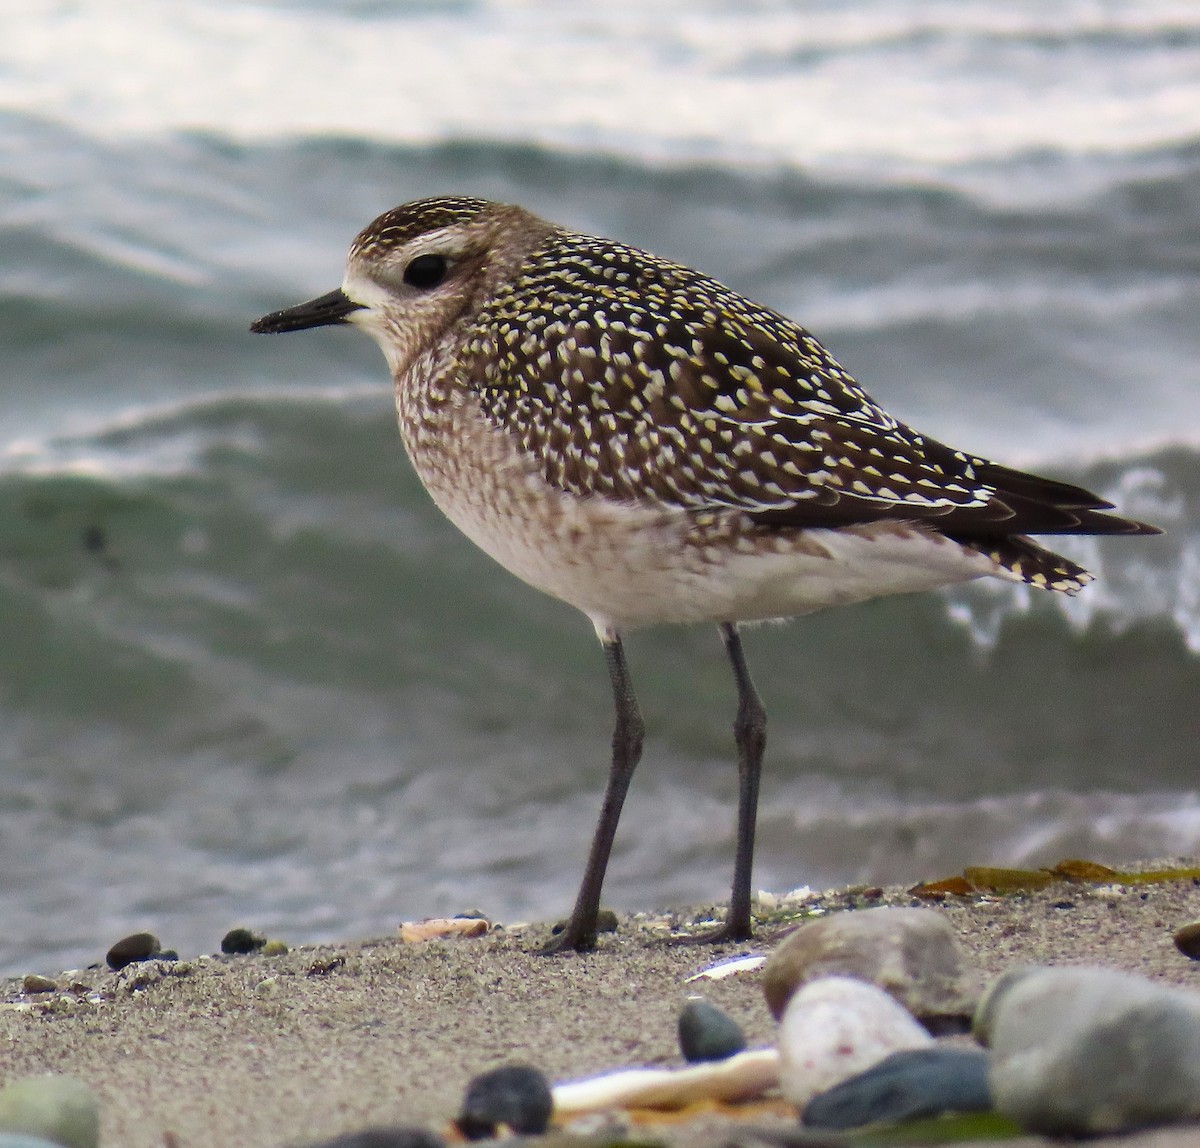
[776,974,932,1109]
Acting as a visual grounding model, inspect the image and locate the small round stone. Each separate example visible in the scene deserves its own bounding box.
[457,1065,553,1139]
[677,998,746,1063]
[221,928,267,955]
[802,1046,991,1129]
[1173,921,1200,960]
[105,933,161,971]
[0,1076,100,1148]
[21,976,56,995]
[261,939,289,956]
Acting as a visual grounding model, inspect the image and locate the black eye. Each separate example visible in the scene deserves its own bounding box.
[403,253,449,289]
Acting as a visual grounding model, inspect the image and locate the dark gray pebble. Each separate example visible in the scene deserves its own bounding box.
[300,1129,443,1148]
[802,1046,991,1129]
[105,933,161,971]
[221,927,267,955]
[677,997,746,1062]
[457,1065,553,1139]
[1173,921,1200,959]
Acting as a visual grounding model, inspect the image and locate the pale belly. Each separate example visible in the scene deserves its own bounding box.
[396,387,1008,635]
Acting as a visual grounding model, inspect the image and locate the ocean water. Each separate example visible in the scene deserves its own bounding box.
[2,0,1199,975]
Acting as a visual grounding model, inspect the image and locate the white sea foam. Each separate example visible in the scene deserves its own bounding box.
[3,1,1199,181]
[0,384,389,480]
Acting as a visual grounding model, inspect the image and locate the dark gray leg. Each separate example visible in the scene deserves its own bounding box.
[543,633,644,953]
[670,622,765,944]
[719,621,766,941]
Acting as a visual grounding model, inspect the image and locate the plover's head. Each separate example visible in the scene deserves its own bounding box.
[251,195,554,375]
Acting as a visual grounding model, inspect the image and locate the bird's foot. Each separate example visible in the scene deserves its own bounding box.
[541,906,621,954]
[540,923,597,955]
[542,926,597,954]
[541,908,602,954]
[666,914,754,947]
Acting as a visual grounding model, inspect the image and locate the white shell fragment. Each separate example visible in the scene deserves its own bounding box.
[552,1048,780,1115]
[777,975,932,1109]
[397,917,490,942]
[684,955,767,982]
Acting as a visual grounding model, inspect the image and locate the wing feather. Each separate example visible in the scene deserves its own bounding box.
[462,229,1156,540]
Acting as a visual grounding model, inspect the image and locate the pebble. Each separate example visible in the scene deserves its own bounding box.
[978,965,1200,1134]
[776,975,932,1109]
[762,907,979,1031]
[801,1046,991,1129]
[457,1065,553,1139]
[105,932,161,971]
[677,998,746,1063]
[221,927,266,955]
[0,1076,100,1148]
[1172,920,1200,959]
[303,1129,444,1148]
[20,976,56,995]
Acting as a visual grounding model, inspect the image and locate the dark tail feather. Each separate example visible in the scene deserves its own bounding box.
[971,462,1161,536]
[975,463,1115,511]
[950,533,1095,594]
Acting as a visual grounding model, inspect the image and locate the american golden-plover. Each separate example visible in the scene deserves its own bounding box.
[252,196,1158,953]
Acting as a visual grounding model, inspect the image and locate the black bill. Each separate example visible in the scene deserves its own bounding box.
[250,289,364,334]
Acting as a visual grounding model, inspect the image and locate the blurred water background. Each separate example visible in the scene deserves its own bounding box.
[2,0,1199,975]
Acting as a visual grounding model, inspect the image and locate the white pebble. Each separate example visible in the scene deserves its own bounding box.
[776,975,932,1109]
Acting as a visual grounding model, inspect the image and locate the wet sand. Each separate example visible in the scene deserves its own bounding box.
[4,867,1200,1148]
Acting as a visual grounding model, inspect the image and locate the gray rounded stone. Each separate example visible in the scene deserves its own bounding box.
[0,1077,99,1148]
[105,932,160,971]
[802,1046,991,1129]
[980,965,1200,1135]
[457,1065,553,1139]
[0,1135,73,1148]
[221,927,266,955]
[305,1130,444,1148]
[763,906,979,1028]
[677,997,746,1062]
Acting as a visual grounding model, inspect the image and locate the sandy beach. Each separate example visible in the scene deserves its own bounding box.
[4,867,1200,1148]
